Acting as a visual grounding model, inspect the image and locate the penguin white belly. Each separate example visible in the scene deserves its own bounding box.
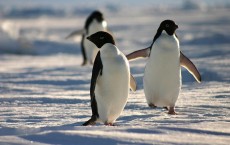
[144,34,181,107]
[84,20,107,63]
[95,48,130,123]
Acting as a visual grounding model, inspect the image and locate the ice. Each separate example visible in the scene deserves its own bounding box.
[0,1,229,145]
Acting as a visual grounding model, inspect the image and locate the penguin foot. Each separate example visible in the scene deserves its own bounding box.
[148,103,157,108]
[163,106,169,110]
[82,116,97,126]
[168,107,177,115]
[104,122,114,126]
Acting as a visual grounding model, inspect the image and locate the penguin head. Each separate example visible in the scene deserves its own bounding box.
[85,11,106,32]
[87,31,115,48]
[158,20,178,35]
[91,11,104,23]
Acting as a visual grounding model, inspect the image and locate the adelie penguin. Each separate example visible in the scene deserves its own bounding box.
[82,31,137,126]
[126,20,201,115]
[66,11,108,66]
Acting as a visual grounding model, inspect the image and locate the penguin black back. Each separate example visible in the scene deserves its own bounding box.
[87,31,115,48]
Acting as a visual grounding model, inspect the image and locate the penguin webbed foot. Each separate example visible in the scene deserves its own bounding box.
[149,104,169,111]
[168,107,178,115]
[163,106,169,110]
[148,103,157,108]
[104,122,115,126]
[82,115,97,126]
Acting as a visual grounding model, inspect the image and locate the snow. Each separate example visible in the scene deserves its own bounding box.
[0,1,230,145]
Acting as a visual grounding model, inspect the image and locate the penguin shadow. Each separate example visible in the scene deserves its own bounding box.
[122,102,211,126]
[118,114,153,124]
[119,103,167,124]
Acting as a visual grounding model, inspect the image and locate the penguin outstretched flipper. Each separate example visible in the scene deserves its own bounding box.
[180,51,201,83]
[126,47,151,61]
[65,29,86,39]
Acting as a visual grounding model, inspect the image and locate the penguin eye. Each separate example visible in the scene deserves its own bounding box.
[100,37,104,40]
[166,24,169,27]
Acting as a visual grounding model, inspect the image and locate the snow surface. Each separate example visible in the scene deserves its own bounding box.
[0,1,230,145]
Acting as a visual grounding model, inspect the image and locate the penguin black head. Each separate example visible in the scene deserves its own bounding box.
[90,10,104,23]
[158,20,178,35]
[85,11,105,33]
[87,31,115,48]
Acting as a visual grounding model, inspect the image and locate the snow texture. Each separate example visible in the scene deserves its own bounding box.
[0,1,229,145]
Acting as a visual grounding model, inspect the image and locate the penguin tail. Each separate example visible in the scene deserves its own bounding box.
[82,115,97,126]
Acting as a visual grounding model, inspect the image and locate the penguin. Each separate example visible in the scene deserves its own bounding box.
[126,20,201,114]
[82,31,137,126]
[66,10,108,66]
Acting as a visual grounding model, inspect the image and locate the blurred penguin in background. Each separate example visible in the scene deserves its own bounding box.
[66,10,108,66]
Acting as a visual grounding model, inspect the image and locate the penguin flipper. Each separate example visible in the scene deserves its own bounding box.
[81,35,87,66]
[83,53,102,126]
[65,29,86,39]
[82,115,97,126]
[180,51,201,83]
[126,47,150,61]
[89,52,102,120]
[90,52,103,97]
[130,74,137,91]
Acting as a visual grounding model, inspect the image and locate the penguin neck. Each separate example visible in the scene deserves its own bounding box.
[161,31,174,37]
[150,29,162,49]
[88,19,107,35]
[100,43,120,57]
[149,31,179,59]
[153,29,162,42]
[150,30,177,50]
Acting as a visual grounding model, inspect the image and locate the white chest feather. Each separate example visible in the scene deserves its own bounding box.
[144,32,181,107]
[95,44,130,123]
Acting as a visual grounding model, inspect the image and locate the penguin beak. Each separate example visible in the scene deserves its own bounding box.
[86,36,91,40]
[175,24,179,29]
